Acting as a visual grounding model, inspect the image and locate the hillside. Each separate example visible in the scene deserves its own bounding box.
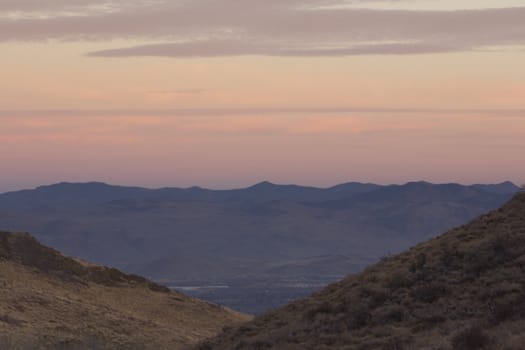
[0,231,249,350]
[198,192,525,349]
[0,181,518,314]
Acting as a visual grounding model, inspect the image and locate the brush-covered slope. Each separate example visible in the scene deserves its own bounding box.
[0,231,249,350]
[198,192,525,350]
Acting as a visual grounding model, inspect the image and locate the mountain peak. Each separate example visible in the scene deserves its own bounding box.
[249,181,277,188]
[403,180,433,187]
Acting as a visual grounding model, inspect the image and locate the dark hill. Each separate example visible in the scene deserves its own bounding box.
[0,182,151,209]
[0,231,248,350]
[197,192,525,349]
[314,181,515,210]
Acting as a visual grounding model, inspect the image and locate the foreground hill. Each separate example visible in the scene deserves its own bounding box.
[0,231,248,350]
[0,181,519,314]
[198,192,525,349]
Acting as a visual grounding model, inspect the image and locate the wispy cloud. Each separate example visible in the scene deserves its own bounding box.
[2,107,525,118]
[87,39,464,57]
[1,1,524,56]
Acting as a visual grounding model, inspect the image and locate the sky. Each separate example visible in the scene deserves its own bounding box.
[1,0,525,192]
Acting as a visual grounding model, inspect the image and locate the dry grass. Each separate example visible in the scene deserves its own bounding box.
[197,193,525,349]
[0,232,250,350]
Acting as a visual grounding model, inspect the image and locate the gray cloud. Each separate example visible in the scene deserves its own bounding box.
[0,0,150,13]
[1,1,524,56]
[87,40,464,57]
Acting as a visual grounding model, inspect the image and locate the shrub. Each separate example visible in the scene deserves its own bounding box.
[451,326,490,350]
[0,314,24,327]
[304,302,335,320]
[490,301,515,324]
[375,305,406,323]
[409,253,427,273]
[387,273,413,291]
[251,340,273,349]
[382,337,411,350]
[148,282,170,293]
[410,283,447,303]
[489,293,525,324]
[344,303,372,330]
[359,287,388,308]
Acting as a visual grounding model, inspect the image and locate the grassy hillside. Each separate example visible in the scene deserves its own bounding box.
[0,231,249,350]
[197,192,525,349]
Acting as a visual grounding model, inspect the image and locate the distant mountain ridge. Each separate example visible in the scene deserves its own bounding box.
[0,180,520,314]
[0,180,517,208]
[0,231,248,349]
[0,181,383,209]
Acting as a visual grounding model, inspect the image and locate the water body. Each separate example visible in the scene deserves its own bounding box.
[170,285,230,292]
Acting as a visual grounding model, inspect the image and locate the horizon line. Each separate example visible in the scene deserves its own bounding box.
[1,179,519,195]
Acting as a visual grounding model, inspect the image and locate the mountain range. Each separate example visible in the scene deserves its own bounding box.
[0,181,519,313]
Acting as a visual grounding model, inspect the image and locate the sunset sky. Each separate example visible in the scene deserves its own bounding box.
[1,0,525,192]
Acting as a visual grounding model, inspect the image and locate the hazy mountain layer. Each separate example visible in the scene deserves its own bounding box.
[0,181,519,313]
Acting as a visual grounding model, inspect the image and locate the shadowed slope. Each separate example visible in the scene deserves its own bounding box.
[0,231,249,350]
[198,192,525,349]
